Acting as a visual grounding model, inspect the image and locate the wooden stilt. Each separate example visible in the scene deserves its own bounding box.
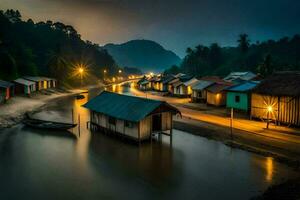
[78,114,81,137]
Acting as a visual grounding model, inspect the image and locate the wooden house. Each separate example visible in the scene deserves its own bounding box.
[251,72,300,126]
[152,76,162,91]
[83,91,180,142]
[226,81,259,112]
[23,76,45,90]
[191,80,215,103]
[137,77,151,91]
[160,75,176,92]
[0,80,14,103]
[171,75,193,96]
[167,73,187,94]
[13,78,36,95]
[206,82,233,106]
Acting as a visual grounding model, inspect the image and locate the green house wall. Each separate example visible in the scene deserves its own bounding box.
[226,92,249,111]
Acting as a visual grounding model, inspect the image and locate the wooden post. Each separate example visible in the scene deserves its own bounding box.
[230,108,233,139]
[170,114,173,145]
[71,109,74,124]
[267,111,270,129]
[78,114,81,137]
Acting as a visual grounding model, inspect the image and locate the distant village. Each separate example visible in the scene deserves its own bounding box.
[0,76,57,102]
[136,71,300,127]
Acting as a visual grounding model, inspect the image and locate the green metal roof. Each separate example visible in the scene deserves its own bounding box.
[83,91,178,122]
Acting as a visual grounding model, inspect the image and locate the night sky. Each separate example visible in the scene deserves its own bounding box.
[1,0,300,57]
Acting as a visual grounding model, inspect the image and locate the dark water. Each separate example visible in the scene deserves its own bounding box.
[0,87,298,200]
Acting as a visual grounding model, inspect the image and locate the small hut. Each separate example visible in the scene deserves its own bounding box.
[206,82,233,106]
[23,76,45,90]
[171,75,193,96]
[226,81,259,112]
[13,78,36,95]
[83,91,180,142]
[191,80,214,103]
[251,72,300,126]
[160,75,176,92]
[0,80,14,103]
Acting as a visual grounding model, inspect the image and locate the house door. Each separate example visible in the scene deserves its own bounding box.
[152,114,162,132]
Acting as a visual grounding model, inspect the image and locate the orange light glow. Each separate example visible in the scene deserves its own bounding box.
[266,157,274,182]
[267,106,273,112]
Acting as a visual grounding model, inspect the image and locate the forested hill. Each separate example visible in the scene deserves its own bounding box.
[165,34,300,78]
[102,40,181,72]
[0,9,118,85]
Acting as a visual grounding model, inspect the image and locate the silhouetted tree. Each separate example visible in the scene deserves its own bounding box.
[258,54,273,77]
[238,34,250,53]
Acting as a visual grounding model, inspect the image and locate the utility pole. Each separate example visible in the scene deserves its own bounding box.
[230,108,234,140]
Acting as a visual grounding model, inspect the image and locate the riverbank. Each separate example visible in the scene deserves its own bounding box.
[174,117,300,200]
[0,88,83,129]
[174,117,300,169]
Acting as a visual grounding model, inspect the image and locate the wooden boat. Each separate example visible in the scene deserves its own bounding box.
[23,115,77,130]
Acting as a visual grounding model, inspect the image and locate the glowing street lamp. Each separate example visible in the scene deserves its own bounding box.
[78,67,85,86]
[118,69,122,74]
[266,105,273,129]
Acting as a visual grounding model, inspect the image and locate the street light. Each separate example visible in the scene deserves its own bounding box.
[118,69,122,74]
[266,105,273,129]
[78,67,85,86]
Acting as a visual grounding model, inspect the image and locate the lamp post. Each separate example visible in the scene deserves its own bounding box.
[266,106,273,129]
[78,67,84,87]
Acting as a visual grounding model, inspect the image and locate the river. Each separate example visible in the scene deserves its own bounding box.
[0,86,298,200]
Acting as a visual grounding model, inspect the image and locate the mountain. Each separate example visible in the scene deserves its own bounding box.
[102,40,181,72]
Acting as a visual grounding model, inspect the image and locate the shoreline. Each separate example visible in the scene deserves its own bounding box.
[1,86,299,199]
[0,89,82,129]
[174,118,300,170]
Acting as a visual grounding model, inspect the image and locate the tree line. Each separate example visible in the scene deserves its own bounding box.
[0,9,119,86]
[165,34,300,78]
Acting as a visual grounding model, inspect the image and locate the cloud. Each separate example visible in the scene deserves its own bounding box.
[1,0,300,56]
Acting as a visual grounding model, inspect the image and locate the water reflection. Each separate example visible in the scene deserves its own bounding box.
[89,132,178,187]
[0,86,298,200]
[266,157,274,182]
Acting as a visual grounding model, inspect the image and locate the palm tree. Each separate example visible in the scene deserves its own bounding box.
[238,34,250,53]
[185,48,193,57]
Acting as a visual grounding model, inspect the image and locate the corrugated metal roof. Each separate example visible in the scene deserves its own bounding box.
[226,81,259,92]
[183,78,199,86]
[161,75,175,84]
[223,71,257,82]
[0,80,14,88]
[139,80,149,85]
[206,82,233,93]
[23,76,45,82]
[252,71,300,96]
[83,91,178,122]
[192,80,214,90]
[14,78,35,86]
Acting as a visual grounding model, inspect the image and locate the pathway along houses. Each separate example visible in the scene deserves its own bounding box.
[251,72,300,126]
[83,91,180,142]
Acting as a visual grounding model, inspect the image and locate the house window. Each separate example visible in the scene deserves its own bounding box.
[125,121,134,128]
[235,95,240,103]
[108,117,116,125]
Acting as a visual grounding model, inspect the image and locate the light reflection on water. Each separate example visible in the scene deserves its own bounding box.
[0,86,298,200]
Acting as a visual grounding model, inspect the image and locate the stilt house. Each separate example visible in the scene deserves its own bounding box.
[83,91,180,142]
